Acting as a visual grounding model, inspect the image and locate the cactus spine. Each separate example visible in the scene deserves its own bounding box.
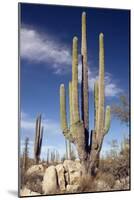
[34,114,43,164]
[60,12,111,176]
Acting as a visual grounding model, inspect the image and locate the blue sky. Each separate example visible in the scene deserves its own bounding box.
[20,3,130,159]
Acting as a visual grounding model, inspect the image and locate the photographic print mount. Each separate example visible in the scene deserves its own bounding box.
[19,3,130,197]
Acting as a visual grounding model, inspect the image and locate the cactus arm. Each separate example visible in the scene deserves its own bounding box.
[81,11,89,131]
[60,84,68,132]
[72,37,80,123]
[60,84,75,142]
[104,106,111,134]
[97,33,105,137]
[69,81,73,126]
[94,80,99,131]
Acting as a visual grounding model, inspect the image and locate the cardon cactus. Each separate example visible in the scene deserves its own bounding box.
[34,114,44,164]
[60,12,110,176]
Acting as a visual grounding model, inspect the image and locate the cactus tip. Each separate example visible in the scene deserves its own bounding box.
[73,36,78,41]
[60,83,64,88]
[100,32,104,38]
[82,11,86,16]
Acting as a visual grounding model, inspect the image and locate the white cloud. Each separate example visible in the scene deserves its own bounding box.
[78,63,122,97]
[20,26,71,74]
[21,26,122,96]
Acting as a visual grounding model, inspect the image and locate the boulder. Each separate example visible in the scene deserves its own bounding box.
[63,160,82,185]
[66,184,80,193]
[42,166,58,194]
[95,180,110,191]
[114,177,129,190]
[56,164,66,191]
[26,164,47,176]
[65,171,69,184]
[20,187,40,196]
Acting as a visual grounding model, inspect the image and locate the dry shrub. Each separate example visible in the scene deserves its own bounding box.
[25,173,43,194]
[99,142,129,182]
[79,175,97,192]
[96,171,115,189]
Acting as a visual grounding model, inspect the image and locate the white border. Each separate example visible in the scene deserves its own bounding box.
[0,0,133,199]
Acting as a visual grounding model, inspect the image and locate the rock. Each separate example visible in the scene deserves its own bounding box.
[65,171,69,184]
[26,164,47,176]
[42,166,58,194]
[20,187,31,197]
[96,180,110,191]
[20,187,40,196]
[66,184,80,193]
[114,177,130,190]
[63,160,82,185]
[30,191,41,196]
[114,180,121,189]
[56,164,66,191]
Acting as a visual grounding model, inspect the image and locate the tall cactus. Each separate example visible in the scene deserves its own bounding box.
[34,114,44,164]
[60,12,111,176]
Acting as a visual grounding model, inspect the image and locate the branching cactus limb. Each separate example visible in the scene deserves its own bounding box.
[94,80,99,132]
[97,33,105,138]
[72,37,80,123]
[60,84,74,142]
[97,33,110,140]
[34,114,44,164]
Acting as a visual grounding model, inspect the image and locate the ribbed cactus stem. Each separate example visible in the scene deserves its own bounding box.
[69,81,73,126]
[72,36,80,123]
[94,80,99,131]
[104,106,111,134]
[81,11,89,131]
[60,84,68,132]
[97,33,105,136]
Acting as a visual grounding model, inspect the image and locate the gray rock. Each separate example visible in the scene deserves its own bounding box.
[20,187,40,196]
[96,180,110,191]
[42,166,58,194]
[26,164,46,176]
[63,160,82,185]
[56,164,66,191]
[66,184,80,193]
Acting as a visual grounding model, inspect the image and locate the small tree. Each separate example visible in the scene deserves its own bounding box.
[111,95,129,126]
